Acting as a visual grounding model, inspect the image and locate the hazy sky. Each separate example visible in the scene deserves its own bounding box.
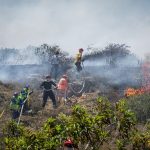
[0,0,150,57]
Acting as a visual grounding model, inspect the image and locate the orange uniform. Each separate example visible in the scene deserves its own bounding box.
[57,77,68,91]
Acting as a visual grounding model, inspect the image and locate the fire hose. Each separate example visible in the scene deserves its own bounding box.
[17,96,29,126]
[0,109,5,119]
[69,81,85,94]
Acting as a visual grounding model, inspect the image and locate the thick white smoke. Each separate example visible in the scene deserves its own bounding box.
[84,53,142,88]
[0,46,48,82]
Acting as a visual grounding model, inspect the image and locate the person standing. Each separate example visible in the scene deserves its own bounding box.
[75,48,84,72]
[57,75,68,105]
[40,75,57,109]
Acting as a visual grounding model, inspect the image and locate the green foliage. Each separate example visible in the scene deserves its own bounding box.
[115,99,136,139]
[131,124,150,150]
[1,96,148,149]
[127,94,150,122]
[131,132,149,150]
[116,139,126,150]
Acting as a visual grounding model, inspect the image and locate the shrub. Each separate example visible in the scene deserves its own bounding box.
[126,94,150,122]
[1,97,142,149]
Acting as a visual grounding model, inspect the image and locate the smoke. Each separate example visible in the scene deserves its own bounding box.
[0,46,41,65]
[84,53,142,88]
[0,46,49,82]
[0,44,146,92]
[0,0,150,57]
[0,45,71,82]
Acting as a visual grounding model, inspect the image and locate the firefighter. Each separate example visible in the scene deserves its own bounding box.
[57,74,68,105]
[40,75,57,109]
[10,92,23,120]
[75,48,84,72]
[23,85,33,96]
[21,85,33,112]
[18,90,27,113]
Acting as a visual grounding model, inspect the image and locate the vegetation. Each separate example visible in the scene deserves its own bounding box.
[1,95,150,150]
[0,43,149,149]
[84,43,139,67]
[127,94,150,122]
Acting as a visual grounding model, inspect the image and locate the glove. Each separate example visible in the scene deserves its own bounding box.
[29,91,33,95]
[20,100,25,106]
[54,86,58,90]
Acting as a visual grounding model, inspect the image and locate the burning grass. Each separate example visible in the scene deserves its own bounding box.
[124,85,150,97]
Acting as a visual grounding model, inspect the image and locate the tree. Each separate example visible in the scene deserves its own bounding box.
[35,44,72,76]
[84,43,133,67]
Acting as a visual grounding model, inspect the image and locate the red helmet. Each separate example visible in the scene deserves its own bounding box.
[79,48,84,52]
[64,139,73,146]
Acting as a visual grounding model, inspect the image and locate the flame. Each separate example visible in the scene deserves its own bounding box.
[125,84,150,98]
[124,86,149,97]
[125,61,150,97]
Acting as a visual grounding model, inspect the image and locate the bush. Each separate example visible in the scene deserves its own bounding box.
[126,94,150,122]
[1,97,146,149]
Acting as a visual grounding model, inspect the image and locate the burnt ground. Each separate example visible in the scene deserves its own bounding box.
[0,80,100,132]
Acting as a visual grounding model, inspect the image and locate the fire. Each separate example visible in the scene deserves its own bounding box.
[124,87,144,97]
[124,86,150,97]
[125,58,150,97]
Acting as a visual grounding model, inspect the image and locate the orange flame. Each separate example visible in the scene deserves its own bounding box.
[125,61,150,97]
[124,86,149,97]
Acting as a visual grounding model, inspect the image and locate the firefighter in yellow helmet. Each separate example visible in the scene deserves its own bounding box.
[75,48,84,72]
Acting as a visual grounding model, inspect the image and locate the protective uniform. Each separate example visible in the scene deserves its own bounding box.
[58,76,68,91]
[75,48,84,72]
[19,90,27,101]
[40,78,57,108]
[57,75,68,103]
[20,86,33,112]
[75,52,82,63]
[10,93,23,119]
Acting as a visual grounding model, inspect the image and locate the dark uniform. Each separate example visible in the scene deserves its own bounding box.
[40,80,57,108]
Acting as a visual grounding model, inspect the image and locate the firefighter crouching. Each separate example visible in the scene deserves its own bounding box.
[10,92,23,120]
